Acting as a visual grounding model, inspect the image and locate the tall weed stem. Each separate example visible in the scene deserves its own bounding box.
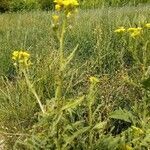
[87,83,95,150]
[23,70,45,114]
[55,19,66,107]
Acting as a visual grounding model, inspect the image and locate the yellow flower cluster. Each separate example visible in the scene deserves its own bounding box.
[12,50,31,67]
[53,0,79,19]
[52,0,79,30]
[90,76,99,84]
[127,27,142,32]
[114,26,143,38]
[54,0,79,11]
[115,23,150,38]
[127,27,142,38]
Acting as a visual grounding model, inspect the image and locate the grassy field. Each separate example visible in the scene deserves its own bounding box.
[0,4,150,149]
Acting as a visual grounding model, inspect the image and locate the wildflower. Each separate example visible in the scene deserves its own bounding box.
[12,51,19,60]
[127,27,142,32]
[136,27,142,31]
[127,28,135,32]
[127,27,142,38]
[145,23,150,28]
[52,15,59,22]
[12,50,31,67]
[62,0,79,8]
[67,12,72,18]
[114,27,126,33]
[90,77,99,84]
[12,51,30,60]
[54,0,79,11]
[55,4,61,11]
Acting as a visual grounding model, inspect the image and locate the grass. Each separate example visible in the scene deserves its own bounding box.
[79,0,150,8]
[0,5,150,76]
[0,4,150,149]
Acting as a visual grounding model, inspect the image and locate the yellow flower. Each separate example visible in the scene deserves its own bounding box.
[62,0,79,7]
[52,15,59,22]
[114,27,126,33]
[12,51,19,60]
[90,77,99,84]
[12,50,31,67]
[136,27,142,31]
[127,28,136,32]
[19,51,30,60]
[54,0,79,11]
[145,23,150,28]
[66,12,72,18]
[55,4,61,11]
[127,27,142,38]
[127,27,142,32]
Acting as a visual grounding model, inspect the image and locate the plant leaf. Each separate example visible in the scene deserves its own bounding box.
[62,126,90,149]
[61,96,84,111]
[92,121,107,130]
[110,108,134,123]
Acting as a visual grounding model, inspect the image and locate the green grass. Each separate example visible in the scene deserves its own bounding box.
[0,0,149,12]
[0,4,150,149]
[80,0,150,8]
[0,5,150,75]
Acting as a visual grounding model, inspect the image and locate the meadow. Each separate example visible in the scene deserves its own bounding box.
[0,2,150,149]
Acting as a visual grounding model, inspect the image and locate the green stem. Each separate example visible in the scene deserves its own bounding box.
[142,40,149,78]
[59,19,66,67]
[23,70,45,114]
[55,17,67,150]
[89,105,93,150]
[55,18,66,104]
[88,84,95,150]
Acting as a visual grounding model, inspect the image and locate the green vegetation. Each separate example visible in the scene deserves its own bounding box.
[0,1,150,149]
[0,0,150,12]
[80,0,149,8]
